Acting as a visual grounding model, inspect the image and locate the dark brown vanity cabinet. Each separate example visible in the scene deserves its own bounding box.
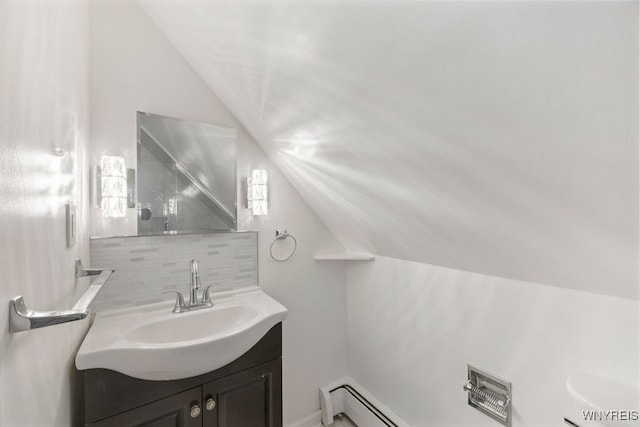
[202,361,280,427]
[82,324,282,427]
[87,387,202,427]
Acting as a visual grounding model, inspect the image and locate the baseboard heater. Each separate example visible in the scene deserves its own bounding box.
[319,377,409,427]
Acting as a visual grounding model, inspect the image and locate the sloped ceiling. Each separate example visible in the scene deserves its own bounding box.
[138,0,638,299]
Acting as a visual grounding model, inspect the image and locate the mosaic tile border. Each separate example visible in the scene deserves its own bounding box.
[90,232,258,311]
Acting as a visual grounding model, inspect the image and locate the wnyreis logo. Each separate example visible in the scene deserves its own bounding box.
[582,410,639,422]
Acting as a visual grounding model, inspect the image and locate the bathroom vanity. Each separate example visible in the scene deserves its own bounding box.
[76,288,287,427]
[81,323,282,427]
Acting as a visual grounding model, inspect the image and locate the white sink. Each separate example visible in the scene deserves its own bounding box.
[76,288,287,380]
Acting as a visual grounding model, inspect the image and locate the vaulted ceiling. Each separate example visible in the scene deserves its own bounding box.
[138,0,638,299]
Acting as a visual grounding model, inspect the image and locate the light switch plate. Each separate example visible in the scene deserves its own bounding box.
[66,203,76,248]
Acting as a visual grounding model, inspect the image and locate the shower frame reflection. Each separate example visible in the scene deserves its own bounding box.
[136,111,237,235]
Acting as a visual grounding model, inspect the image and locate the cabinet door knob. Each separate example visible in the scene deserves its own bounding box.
[190,404,201,418]
[206,398,216,411]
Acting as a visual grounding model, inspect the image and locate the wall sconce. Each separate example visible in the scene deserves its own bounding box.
[247,169,268,216]
[92,155,136,218]
[100,155,128,218]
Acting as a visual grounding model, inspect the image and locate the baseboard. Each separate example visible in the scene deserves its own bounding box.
[319,376,409,427]
[287,410,322,427]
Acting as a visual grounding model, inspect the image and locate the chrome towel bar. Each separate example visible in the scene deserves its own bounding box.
[9,259,114,333]
[76,258,112,277]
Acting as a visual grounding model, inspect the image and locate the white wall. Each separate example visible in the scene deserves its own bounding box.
[347,256,639,427]
[138,0,639,300]
[89,1,347,423]
[0,0,91,426]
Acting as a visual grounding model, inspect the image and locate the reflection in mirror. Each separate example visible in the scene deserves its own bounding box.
[137,112,237,234]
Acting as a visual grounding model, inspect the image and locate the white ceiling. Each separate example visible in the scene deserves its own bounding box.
[138,0,638,299]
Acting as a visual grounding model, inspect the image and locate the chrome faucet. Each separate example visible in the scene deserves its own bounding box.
[189,259,201,305]
[164,259,213,313]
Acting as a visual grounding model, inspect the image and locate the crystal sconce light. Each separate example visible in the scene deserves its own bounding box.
[93,155,135,218]
[247,169,268,216]
[100,155,127,218]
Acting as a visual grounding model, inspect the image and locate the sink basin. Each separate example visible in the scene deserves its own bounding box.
[126,305,257,344]
[75,288,287,380]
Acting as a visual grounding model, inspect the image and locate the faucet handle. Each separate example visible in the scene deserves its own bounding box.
[162,291,186,313]
[201,286,212,304]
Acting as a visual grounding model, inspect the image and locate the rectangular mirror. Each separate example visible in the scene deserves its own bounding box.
[137,112,237,234]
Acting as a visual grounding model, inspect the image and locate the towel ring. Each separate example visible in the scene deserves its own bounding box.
[270,229,297,262]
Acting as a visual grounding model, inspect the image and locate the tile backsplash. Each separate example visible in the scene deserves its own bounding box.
[90,232,258,311]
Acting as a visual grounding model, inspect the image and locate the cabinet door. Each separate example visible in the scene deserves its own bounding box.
[88,387,202,427]
[202,359,282,427]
